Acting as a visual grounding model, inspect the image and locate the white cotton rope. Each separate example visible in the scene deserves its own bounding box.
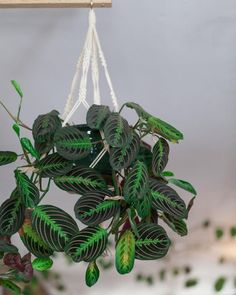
[62,8,119,168]
[62,8,119,126]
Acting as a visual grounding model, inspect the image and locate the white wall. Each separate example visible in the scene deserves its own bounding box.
[0,1,236,294]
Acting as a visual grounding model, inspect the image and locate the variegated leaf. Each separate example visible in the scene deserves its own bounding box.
[86,104,111,130]
[54,166,107,195]
[32,205,79,252]
[54,126,92,161]
[152,138,169,176]
[103,113,132,148]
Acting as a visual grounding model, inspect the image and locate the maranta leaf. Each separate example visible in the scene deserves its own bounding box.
[0,198,25,236]
[85,261,100,287]
[0,240,18,254]
[135,223,170,260]
[152,138,169,176]
[150,179,187,219]
[123,102,150,120]
[168,178,197,196]
[109,132,140,171]
[33,110,62,154]
[124,161,150,204]
[65,226,108,263]
[11,80,23,98]
[0,151,17,166]
[0,279,21,295]
[19,219,54,258]
[32,257,53,271]
[35,153,73,178]
[147,116,184,142]
[74,190,119,226]
[162,213,188,236]
[20,138,40,160]
[54,126,92,161]
[103,113,132,148]
[54,166,107,195]
[15,170,39,208]
[86,104,111,130]
[135,194,152,218]
[32,205,79,252]
[115,230,135,275]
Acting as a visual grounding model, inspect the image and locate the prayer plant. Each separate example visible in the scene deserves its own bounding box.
[0,81,196,293]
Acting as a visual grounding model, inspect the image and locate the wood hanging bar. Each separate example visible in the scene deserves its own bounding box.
[0,0,112,8]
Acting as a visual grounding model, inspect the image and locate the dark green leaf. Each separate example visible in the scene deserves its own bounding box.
[21,137,40,160]
[32,205,79,252]
[86,104,111,130]
[0,151,17,166]
[124,161,150,204]
[185,278,198,288]
[35,153,73,178]
[169,178,197,196]
[11,80,23,98]
[0,198,25,236]
[150,179,187,219]
[230,227,236,237]
[32,110,62,154]
[0,279,21,295]
[15,170,39,208]
[162,213,188,236]
[136,141,152,173]
[54,126,92,161]
[215,228,224,240]
[152,138,169,176]
[0,240,18,254]
[103,112,132,148]
[109,132,140,171]
[115,230,135,275]
[54,166,107,195]
[135,194,152,218]
[19,219,54,258]
[74,190,119,226]
[85,261,100,287]
[65,226,108,262]
[214,277,226,292]
[135,223,170,260]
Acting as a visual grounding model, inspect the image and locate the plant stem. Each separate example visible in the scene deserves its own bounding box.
[39,178,51,202]
[16,96,23,122]
[0,100,32,131]
[112,171,120,196]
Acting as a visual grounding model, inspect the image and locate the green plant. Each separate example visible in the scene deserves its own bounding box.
[0,81,196,292]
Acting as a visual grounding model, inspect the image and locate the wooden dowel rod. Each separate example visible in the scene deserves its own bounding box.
[0,0,112,8]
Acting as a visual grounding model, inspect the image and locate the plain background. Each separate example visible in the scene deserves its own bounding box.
[0,0,236,294]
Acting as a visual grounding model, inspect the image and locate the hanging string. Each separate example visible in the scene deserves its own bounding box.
[62,8,119,167]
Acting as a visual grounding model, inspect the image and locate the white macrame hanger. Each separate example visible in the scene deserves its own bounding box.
[62,6,119,126]
[62,5,119,168]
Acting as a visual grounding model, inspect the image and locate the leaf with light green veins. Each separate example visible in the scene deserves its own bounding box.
[0,279,21,295]
[152,138,170,176]
[21,137,40,160]
[86,104,111,130]
[115,230,135,275]
[54,126,92,161]
[32,257,53,271]
[124,160,150,204]
[103,112,133,148]
[168,178,197,196]
[0,151,17,166]
[147,116,184,143]
[32,205,79,252]
[65,226,108,263]
[15,170,39,208]
[11,80,23,98]
[0,198,25,236]
[85,261,100,287]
